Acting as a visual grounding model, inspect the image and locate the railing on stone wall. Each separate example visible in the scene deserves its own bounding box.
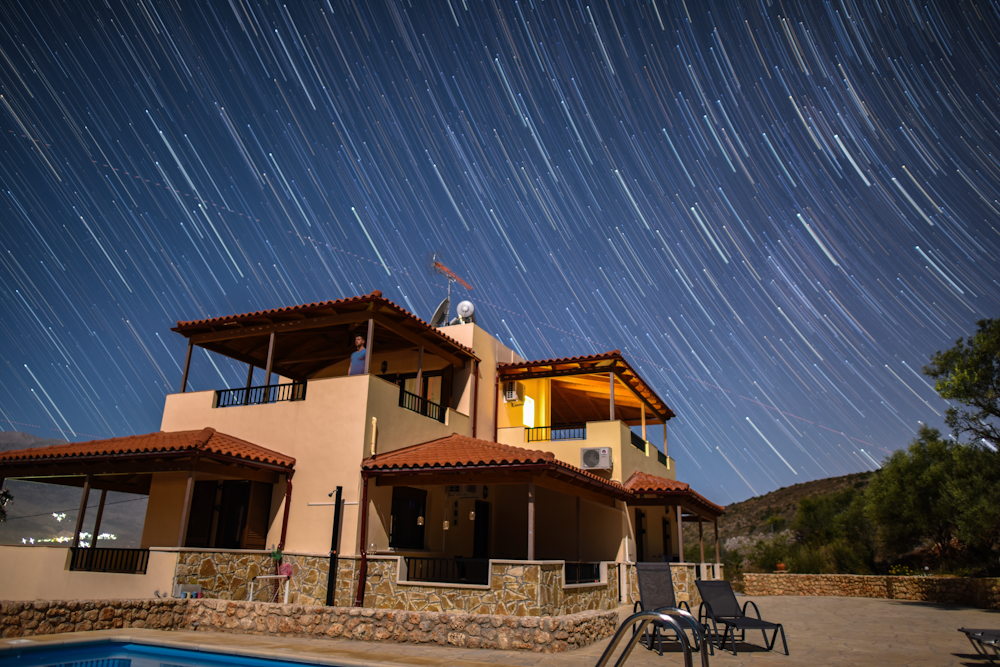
[69,547,150,574]
[565,561,601,584]
[404,557,489,585]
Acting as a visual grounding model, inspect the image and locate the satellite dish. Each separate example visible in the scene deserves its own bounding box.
[429,297,450,327]
[455,300,476,324]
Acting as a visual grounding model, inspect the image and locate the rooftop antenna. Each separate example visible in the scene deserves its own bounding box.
[427,253,472,326]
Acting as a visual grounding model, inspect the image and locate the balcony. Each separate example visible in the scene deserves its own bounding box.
[525,423,586,443]
[398,387,445,423]
[214,381,307,408]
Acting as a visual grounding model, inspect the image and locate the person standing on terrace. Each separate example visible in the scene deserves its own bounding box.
[349,333,367,375]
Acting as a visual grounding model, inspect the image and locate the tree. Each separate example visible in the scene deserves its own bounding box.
[0,487,11,523]
[923,318,1000,450]
[947,441,1000,571]
[864,426,959,562]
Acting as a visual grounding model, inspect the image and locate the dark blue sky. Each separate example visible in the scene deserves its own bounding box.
[1,0,997,504]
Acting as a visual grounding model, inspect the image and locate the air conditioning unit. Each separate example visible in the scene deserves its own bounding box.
[580,447,613,470]
[503,381,524,403]
[445,484,480,498]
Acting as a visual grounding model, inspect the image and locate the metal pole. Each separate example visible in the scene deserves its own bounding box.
[715,520,721,579]
[527,481,535,560]
[177,469,195,547]
[699,518,705,578]
[180,341,193,393]
[91,489,107,548]
[325,486,343,607]
[72,474,92,548]
[354,472,370,607]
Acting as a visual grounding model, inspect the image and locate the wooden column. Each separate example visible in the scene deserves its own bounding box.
[527,481,536,560]
[91,489,108,547]
[179,341,193,393]
[264,332,276,386]
[609,373,615,420]
[415,346,424,398]
[363,318,374,375]
[176,469,195,547]
[699,518,706,576]
[71,474,92,548]
[675,506,684,562]
[663,423,668,459]
[245,364,255,388]
[641,405,646,441]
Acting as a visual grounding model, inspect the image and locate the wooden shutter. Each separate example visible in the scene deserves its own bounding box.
[243,481,273,549]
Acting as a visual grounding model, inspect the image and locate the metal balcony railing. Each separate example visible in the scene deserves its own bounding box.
[214,381,307,408]
[398,388,445,423]
[69,547,150,574]
[657,449,668,466]
[564,561,601,584]
[404,557,489,585]
[630,430,647,452]
[525,423,586,442]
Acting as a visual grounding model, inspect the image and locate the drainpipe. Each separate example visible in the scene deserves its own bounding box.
[492,371,500,442]
[471,360,479,438]
[278,473,293,550]
[354,471,370,607]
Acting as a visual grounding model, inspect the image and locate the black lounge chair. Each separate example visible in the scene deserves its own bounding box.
[633,562,709,656]
[959,628,1000,660]
[695,580,789,655]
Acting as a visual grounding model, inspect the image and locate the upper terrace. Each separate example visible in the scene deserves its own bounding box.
[171,290,478,425]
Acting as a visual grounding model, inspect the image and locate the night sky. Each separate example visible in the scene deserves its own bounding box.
[1,0,998,505]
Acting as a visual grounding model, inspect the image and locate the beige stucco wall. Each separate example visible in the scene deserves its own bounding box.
[160,373,470,556]
[0,545,178,601]
[141,472,190,549]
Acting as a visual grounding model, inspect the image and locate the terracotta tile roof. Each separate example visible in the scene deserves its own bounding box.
[623,470,690,492]
[0,428,295,469]
[498,350,623,369]
[364,434,627,496]
[173,290,476,359]
[624,470,725,517]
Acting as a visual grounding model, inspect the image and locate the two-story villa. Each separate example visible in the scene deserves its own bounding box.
[0,291,723,614]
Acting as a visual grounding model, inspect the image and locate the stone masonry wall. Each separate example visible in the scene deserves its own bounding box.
[743,574,1000,610]
[173,551,329,606]
[625,564,701,609]
[0,599,618,652]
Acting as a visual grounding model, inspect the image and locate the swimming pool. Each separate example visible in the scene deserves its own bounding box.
[0,642,337,667]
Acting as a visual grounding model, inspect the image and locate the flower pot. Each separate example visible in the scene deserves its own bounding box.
[776,562,787,572]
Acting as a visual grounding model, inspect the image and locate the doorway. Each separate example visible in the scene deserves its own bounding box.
[472,500,490,558]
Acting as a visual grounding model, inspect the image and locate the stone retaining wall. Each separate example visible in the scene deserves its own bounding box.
[624,564,701,608]
[173,551,329,606]
[743,573,1000,609]
[0,599,618,652]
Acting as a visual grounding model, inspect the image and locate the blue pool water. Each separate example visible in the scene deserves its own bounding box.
[0,643,332,667]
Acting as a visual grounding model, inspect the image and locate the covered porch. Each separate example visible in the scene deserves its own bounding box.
[0,428,295,578]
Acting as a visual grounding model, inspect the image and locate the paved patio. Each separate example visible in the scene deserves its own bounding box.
[2,595,997,667]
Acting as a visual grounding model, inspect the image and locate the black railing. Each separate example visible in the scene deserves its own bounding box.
[525,423,587,442]
[69,547,150,574]
[630,430,647,452]
[657,448,668,466]
[404,557,489,585]
[565,561,601,584]
[214,381,307,408]
[398,388,445,423]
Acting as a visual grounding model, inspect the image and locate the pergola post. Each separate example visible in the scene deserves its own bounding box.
[244,364,255,405]
[363,318,374,375]
[527,481,535,560]
[415,346,424,398]
[641,404,646,441]
[71,474,92,548]
[179,340,193,393]
[663,423,669,466]
[91,489,108,547]
[698,518,705,579]
[715,520,722,579]
[609,372,615,420]
[177,469,195,548]
[675,506,684,562]
[264,332,276,386]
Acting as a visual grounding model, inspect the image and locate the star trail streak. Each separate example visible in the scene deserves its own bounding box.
[1,0,998,504]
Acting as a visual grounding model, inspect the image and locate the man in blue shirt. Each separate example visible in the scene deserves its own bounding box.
[349,333,366,375]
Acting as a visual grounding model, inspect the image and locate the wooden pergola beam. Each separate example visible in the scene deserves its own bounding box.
[185,310,373,344]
